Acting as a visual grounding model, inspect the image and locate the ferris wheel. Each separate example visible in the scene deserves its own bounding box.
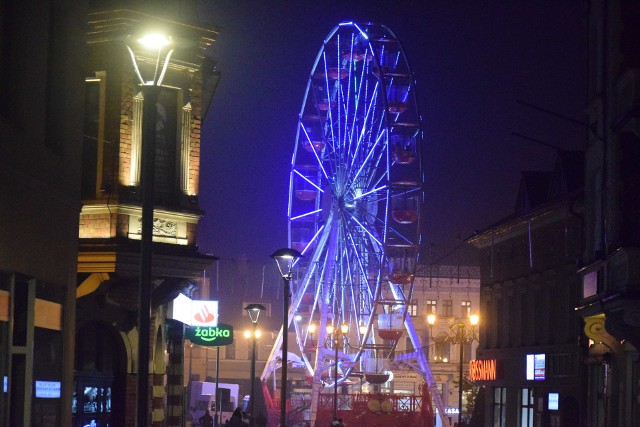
[262,21,448,427]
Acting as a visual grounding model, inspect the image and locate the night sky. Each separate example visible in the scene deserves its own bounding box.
[196,1,587,267]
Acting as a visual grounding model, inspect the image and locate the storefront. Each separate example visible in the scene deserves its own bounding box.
[473,347,582,427]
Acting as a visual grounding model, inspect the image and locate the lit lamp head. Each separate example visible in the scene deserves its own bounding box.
[271,248,302,279]
[469,313,479,326]
[308,323,316,335]
[137,33,172,49]
[427,313,436,327]
[244,303,267,324]
[126,31,175,86]
[340,323,349,335]
[359,323,367,335]
[326,324,335,335]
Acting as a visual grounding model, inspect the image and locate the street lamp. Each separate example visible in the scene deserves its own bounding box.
[271,248,302,427]
[125,32,174,427]
[427,313,479,426]
[326,322,350,421]
[244,304,267,427]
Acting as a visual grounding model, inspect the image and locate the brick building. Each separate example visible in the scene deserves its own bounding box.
[75,4,219,427]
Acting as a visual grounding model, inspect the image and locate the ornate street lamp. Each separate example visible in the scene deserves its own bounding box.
[427,313,479,426]
[271,248,301,427]
[326,322,350,421]
[125,32,174,427]
[245,304,267,427]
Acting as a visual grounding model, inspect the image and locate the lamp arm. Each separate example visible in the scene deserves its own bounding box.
[156,48,175,86]
[126,44,147,86]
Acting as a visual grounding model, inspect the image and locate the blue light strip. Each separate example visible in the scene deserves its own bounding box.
[349,214,382,248]
[301,224,325,255]
[290,208,323,221]
[293,169,325,193]
[299,124,329,180]
[354,185,387,200]
[350,125,382,186]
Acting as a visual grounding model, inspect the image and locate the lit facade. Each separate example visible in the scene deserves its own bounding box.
[392,265,481,426]
[75,5,219,427]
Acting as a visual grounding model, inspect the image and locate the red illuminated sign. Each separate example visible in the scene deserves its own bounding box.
[469,359,497,381]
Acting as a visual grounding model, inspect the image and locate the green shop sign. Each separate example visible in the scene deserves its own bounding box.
[186,323,234,347]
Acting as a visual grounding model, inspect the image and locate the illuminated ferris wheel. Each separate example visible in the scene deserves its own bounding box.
[262,21,448,427]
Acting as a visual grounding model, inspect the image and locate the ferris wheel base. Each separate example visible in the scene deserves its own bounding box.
[264,383,435,427]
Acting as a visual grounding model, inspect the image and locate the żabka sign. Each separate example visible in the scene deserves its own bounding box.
[469,359,497,381]
[185,323,234,347]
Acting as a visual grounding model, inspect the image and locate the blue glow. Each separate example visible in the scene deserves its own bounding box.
[301,225,325,254]
[300,123,329,180]
[354,185,386,200]
[293,169,324,193]
[291,208,322,221]
[350,126,383,186]
[350,215,382,247]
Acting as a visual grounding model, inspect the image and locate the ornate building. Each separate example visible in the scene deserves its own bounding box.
[75,4,219,427]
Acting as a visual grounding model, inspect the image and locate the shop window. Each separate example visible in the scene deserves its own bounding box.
[493,387,506,427]
[519,388,534,427]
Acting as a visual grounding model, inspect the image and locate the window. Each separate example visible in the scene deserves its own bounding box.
[426,300,437,314]
[493,387,506,427]
[407,302,418,317]
[433,334,450,363]
[520,388,534,427]
[442,299,453,317]
[82,76,105,198]
[461,300,471,317]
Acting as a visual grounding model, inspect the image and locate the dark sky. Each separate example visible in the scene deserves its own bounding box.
[196,1,587,267]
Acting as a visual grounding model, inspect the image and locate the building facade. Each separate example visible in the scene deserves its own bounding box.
[393,265,481,427]
[469,151,586,427]
[576,1,640,426]
[75,4,219,427]
[0,2,88,426]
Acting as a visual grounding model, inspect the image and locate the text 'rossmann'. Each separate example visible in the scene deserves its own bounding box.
[469,359,497,381]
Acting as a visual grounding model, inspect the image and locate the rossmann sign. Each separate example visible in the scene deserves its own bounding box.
[469,359,497,381]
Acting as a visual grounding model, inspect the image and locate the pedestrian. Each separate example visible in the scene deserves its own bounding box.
[200,409,214,427]
[337,417,345,427]
[227,407,245,427]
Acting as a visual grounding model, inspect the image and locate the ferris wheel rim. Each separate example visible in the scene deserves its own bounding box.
[286,21,424,383]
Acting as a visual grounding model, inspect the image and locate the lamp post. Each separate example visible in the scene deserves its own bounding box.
[271,248,302,427]
[326,322,350,420]
[244,304,267,427]
[427,313,479,426]
[125,32,174,427]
